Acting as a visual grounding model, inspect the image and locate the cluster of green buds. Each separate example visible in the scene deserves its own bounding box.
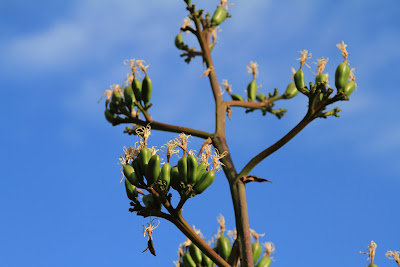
[175,235,214,267]
[120,126,225,213]
[174,215,275,267]
[292,41,357,99]
[175,0,232,63]
[101,59,153,125]
[223,62,287,118]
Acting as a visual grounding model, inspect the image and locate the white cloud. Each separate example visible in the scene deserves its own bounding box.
[2,0,181,71]
[6,22,89,69]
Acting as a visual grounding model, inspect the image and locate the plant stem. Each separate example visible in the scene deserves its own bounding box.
[190,10,255,266]
[238,112,313,180]
[123,116,212,139]
[172,211,230,267]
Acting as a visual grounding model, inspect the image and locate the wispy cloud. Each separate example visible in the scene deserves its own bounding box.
[2,0,180,71]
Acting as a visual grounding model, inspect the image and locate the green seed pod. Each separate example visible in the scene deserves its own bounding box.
[138,147,152,177]
[186,155,198,185]
[182,253,196,267]
[131,77,142,102]
[111,90,122,106]
[335,62,350,91]
[315,73,328,84]
[142,194,161,210]
[170,167,180,191]
[231,94,244,101]
[211,6,227,26]
[104,109,117,124]
[145,154,161,186]
[343,80,357,96]
[256,256,271,267]
[193,171,215,195]
[178,156,188,184]
[123,164,134,180]
[283,82,299,99]
[132,158,145,185]
[128,171,139,187]
[123,164,139,186]
[189,243,202,265]
[141,75,152,105]
[175,33,184,49]
[195,162,207,182]
[159,163,171,189]
[252,242,262,264]
[201,252,214,267]
[247,80,257,101]
[216,233,231,261]
[110,90,122,113]
[294,69,305,90]
[256,93,267,102]
[367,264,378,267]
[109,102,119,114]
[124,178,138,201]
[123,85,135,110]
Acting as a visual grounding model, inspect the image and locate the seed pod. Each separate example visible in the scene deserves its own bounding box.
[216,233,231,260]
[256,256,271,267]
[231,94,244,101]
[138,147,152,177]
[104,109,117,124]
[283,82,299,99]
[141,75,152,105]
[123,164,134,180]
[170,167,180,191]
[178,156,188,184]
[124,164,139,186]
[367,264,378,267]
[159,163,171,189]
[145,154,161,186]
[132,158,145,185]
[124,178,138,201]
[247,80,257,101]
[175,33,184,49]
[195,162,207,182]
[294,69,305,90]
[335,62,350,91]
[111,90,122,106]
[182,252,196,267]
[315,73,328,84]
[343,80,357,96]
[124,85,135,111]
[193,171,215,195]
[131,77,142,102]
[142,194,161,210]
[211,6,227,26]
[252,242,262,264]
[256,93,267,102]
[201,252,214,267]
[186,155,198,185]
[189,243,203,265]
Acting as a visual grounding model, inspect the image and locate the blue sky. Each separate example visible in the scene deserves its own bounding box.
[1,0,400,266]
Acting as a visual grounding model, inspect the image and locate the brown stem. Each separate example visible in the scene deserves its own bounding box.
[191,8,255,266]
[172,211,230,267]
[237,112,313,180]
[226,100,272,109]
[120,116,212,139]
